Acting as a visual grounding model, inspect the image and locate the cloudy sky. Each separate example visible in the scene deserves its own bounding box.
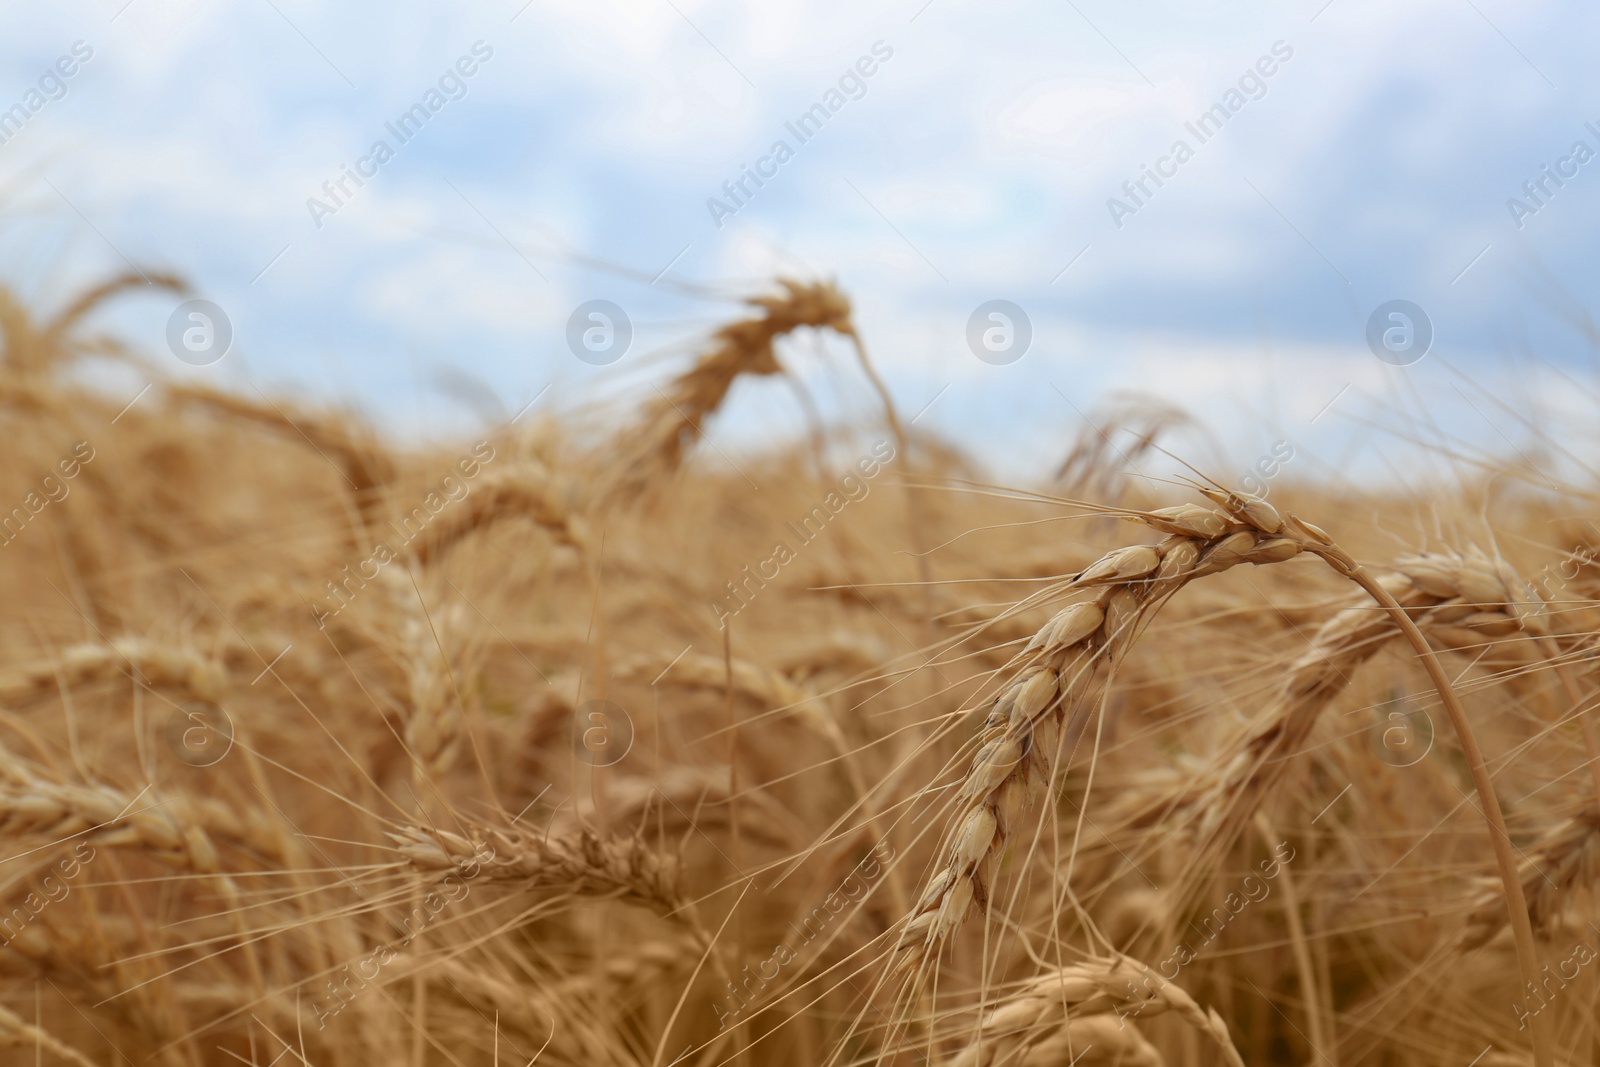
[1,0,1596,483]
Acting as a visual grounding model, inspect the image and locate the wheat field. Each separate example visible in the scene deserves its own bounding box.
[0,272,1596,1067]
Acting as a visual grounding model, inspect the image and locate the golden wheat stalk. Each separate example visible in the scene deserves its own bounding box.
[898,488,1561,1066]
[1284,518,1561,1067]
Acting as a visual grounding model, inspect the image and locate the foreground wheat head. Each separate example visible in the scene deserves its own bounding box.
[896,497,1304,976]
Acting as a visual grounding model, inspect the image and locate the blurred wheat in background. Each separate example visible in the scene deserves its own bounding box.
[0,270,1598,1067]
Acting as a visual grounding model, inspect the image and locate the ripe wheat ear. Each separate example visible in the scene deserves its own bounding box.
[895,496,1303,980]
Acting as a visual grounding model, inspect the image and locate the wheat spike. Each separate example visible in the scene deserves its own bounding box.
[602,278,855,504]
[405,461,591,562]
[945,956,1244,1067]
[619,649,808,708]
[392,822,684,918]
[565,766,802,849]
[971,1013,1166,1066]
[897,497,1301,972]
[0,270,184,379]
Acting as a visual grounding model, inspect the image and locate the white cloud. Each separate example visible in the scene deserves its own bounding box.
[0,0,1594,473]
